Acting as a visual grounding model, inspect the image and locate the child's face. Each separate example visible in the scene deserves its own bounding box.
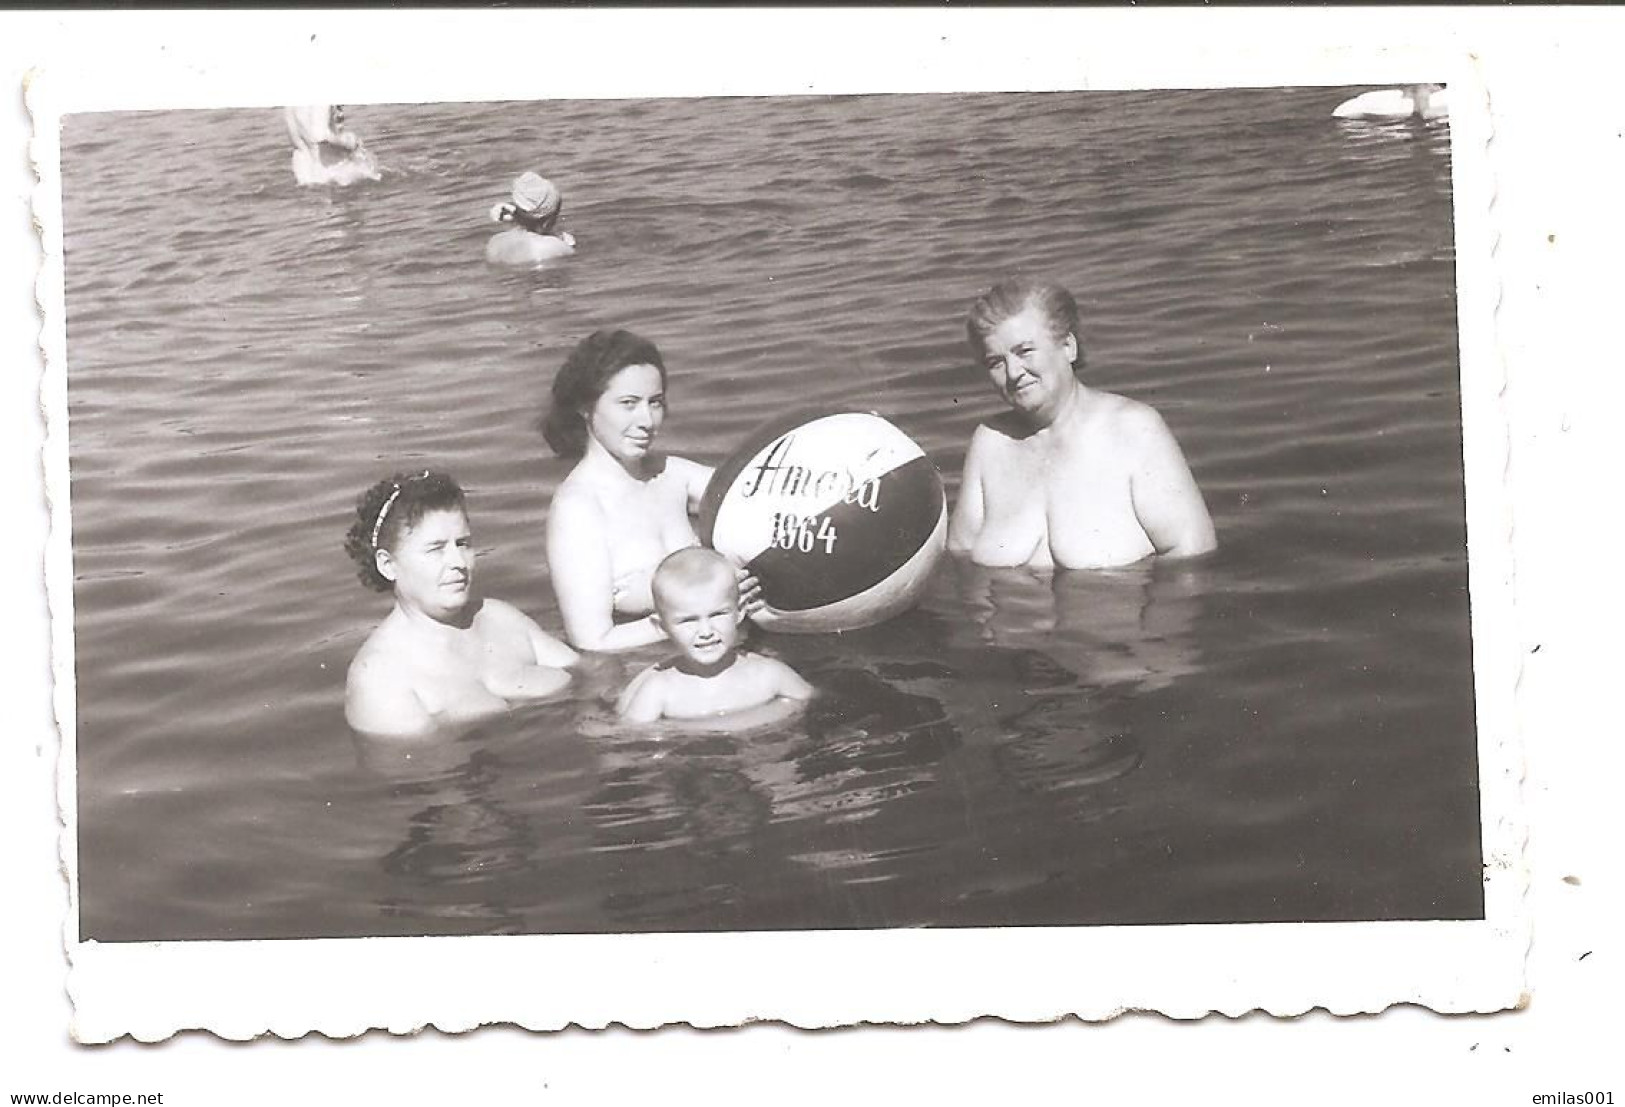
[657,573,740,669]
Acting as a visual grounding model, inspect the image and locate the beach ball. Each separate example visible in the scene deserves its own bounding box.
[699,410,948,633]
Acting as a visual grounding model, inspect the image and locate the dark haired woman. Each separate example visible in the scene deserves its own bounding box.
[542,329,759,652]
[343,470,578,737]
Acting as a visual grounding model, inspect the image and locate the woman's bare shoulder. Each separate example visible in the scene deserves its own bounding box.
[664,454,708,479]
[1082,388,1147,418]
[972,412,1030,446]
[349,612,417,666]
[552,462,592,494]
[549,472,607,518]
[345,628,435,737]
[1095,392,1171,438]
[346,620,419,701]
[663,454,713,498]
[475,596,533,629]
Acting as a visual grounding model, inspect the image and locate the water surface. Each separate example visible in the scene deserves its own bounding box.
[61,89,1480,940]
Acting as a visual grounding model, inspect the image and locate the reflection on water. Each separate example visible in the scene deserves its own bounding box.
[356,732,537,934]
[579,663,970,928]
[935,555,1206,694]
[338,600,1164,935]
[351,704,598,936]
[377,756,537,934]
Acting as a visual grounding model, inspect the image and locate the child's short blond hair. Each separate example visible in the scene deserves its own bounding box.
[651,546,736,612]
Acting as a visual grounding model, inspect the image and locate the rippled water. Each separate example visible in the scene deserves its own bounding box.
[61,88,1480,941]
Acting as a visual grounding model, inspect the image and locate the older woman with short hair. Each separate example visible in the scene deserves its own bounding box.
[949,277,1216,569]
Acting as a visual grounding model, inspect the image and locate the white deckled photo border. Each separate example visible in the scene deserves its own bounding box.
[25,14,1524,1043]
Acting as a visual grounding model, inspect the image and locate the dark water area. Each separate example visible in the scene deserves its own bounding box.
[60,88,1480,941]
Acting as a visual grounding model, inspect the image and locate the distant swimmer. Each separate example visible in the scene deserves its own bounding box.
[285,104,380,186]
[1333,84,1449,122]
[487,171,576,267]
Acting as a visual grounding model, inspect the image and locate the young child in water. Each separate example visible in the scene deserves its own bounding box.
[616,547,813,723]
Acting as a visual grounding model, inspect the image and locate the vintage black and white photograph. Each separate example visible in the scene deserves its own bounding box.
[34,32,1526,1040]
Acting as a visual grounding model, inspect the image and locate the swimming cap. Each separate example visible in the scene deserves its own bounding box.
[512,172,562,221]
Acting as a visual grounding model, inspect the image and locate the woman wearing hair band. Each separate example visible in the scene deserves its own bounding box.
[343,470,578,738]
[542,329,761,652]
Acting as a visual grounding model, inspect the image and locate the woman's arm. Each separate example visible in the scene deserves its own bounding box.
[482,597,582,672]
[1127,406,1218,558]
[671,455,762,615]
[528,625,580,669]
[673,456,715,515]
[547,489,668,652]
[517,605,581,669]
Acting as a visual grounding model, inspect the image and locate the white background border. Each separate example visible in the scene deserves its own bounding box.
[3,8,1619,1103]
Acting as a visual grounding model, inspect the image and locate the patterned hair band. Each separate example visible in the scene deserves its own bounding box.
[369,470,430,549]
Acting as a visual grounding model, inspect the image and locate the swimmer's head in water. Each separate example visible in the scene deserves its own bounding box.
[539,329,668,458]
[966,277,1085,373]
[492,171,564,234]
[343,469,466,592]
[1404,83,1445,112]
[651,547,741,668]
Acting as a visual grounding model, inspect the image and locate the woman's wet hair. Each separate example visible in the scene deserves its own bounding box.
[965,277,1085,371]
[342,470,466,592]
[539,329,668,458]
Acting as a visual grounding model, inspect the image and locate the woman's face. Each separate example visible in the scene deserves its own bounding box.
[979,304,1078,425]
[379,507,474,620]
[587,363,666,465]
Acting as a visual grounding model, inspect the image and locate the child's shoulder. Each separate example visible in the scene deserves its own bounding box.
[739,651,814,698]
[736,651,803,685]
[632,656,682,682]
[616,658,677,721]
